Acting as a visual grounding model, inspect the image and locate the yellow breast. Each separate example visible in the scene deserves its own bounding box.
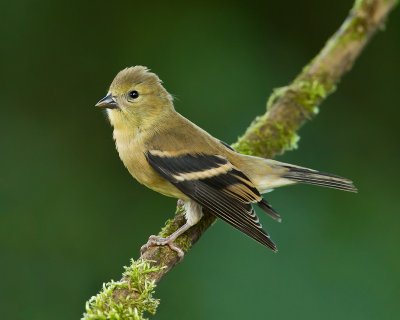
[112,127,185,199]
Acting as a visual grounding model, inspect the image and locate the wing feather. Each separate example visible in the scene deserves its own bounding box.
[146,151,278,251]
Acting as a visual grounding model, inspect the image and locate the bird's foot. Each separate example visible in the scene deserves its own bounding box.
[140,235,184,260]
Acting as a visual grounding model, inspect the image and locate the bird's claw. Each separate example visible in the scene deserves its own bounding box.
[140,235,184,260]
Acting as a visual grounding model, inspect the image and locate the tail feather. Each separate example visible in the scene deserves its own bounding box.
[236,155,357,193]
[258,199,282,222]
[281,164,358,193]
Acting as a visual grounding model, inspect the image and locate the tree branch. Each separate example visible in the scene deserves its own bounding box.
[82,1,398,319]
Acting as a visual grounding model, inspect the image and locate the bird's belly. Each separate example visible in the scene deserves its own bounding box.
[133,165,183,199]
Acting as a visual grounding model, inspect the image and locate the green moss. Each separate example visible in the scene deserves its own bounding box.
[233,77,336,158]
[343,16,367,43]
[337,1,371,47]
[294,79,333,114]
[265,121,300,153]
[233,118,300,158]
[234,78,333,158]
[231,139,257,156]
[158,206,184,237]
[289,133,300,150]
[232,117,266,156]
[174,234,192,252]
[157,206,192,253]
[82,259,163,320]
[266,86,289,110]
[353,0,365,11]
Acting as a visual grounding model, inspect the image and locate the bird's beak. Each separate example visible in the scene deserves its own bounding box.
[95,93,119,109]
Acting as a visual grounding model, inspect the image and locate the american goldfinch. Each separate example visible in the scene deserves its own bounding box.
[96,66,357,256]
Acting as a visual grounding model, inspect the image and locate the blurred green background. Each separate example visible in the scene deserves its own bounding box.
[1,0,399,319]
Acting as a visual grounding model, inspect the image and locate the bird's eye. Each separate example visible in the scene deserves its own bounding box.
[128,90,139,100]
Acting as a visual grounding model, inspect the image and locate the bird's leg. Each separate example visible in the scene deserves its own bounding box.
[140,200,203,260]
[140,223,192,259]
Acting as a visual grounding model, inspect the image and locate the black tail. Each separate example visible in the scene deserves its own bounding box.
[281,165,358,193]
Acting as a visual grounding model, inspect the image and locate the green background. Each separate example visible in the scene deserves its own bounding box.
[1,1,399,319]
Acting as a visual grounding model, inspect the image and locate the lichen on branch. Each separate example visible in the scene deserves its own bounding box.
[82,1,398,319]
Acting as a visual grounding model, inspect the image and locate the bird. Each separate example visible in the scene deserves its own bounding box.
[95,66,357,257]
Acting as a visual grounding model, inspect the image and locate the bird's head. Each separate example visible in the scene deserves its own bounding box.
[96,66,174,129]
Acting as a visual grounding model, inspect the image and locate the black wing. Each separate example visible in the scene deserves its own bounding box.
[146,151,278,251]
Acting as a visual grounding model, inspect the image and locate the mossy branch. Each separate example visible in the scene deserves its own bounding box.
[82,1,397,319]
